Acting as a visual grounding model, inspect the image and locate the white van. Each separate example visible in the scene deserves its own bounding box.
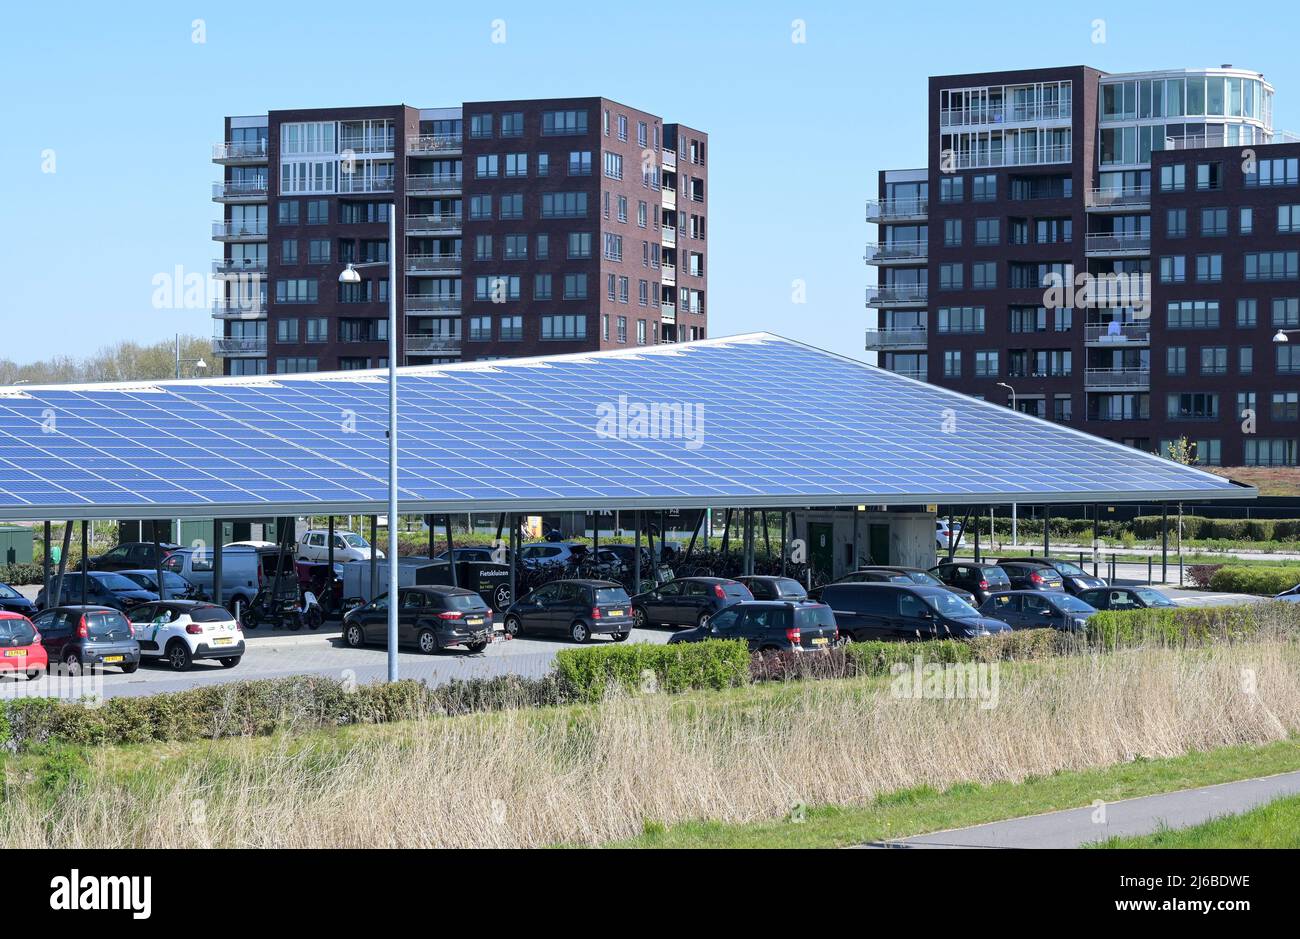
[163,545,265,610]
[297,529,382,563]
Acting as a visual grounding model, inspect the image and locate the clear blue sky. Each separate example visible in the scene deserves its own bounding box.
[1,0,1296,363]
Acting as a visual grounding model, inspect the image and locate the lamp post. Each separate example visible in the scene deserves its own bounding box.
[174,334,208,379]
[339,208,399,681]
[997,382,1018,545]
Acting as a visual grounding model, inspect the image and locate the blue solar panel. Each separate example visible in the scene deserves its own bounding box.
[0,334,1253,519]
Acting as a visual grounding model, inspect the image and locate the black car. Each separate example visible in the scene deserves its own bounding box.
[978,590,1097,632]
[733,575,808,601]
[1076,586,1178,611]
[30,605,141,675]
[996,560,1066,593]
[818,582,1010,642]
[117,569,204,601]
[669,600,838,652]
[815,567,976,606]
[928,561,1013,604]
[997,557,1105,596]
[0,582,37,616]
[344,585,495,653]
[434,546,510,564]
[631,576,753,629]
[503,579,633,644]
[35,571,158,612]
[88,542,181,572]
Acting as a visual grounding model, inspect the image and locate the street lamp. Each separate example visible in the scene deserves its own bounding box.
[174,333,208,379]
[1273,328,1300,343]
[338,208,399,681]
[996,381,1017,411]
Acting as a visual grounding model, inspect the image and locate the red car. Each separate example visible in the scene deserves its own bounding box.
[0,610,47,680]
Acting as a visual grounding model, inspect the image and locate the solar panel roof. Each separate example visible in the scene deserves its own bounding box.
[0,333,1253,520]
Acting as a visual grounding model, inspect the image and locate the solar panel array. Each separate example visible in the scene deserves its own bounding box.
[0,334,1249,519]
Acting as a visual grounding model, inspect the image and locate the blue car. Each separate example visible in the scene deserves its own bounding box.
[817,582,1009,641]
[1274,584,1300,603]
[978,590,1098,632]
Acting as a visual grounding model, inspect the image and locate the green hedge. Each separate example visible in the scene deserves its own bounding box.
[1208,565,1300,597]
[1129,515,1300,543]
[1085,601,1300,648]
[553,639,751,703]
[0,563,44,587]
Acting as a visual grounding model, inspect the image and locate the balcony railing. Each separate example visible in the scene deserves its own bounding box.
[212,220,268,240]
[339,175,395,194]
[406,253,462,273]
[659,302,676,323]
[404,334,462,354]
[949,145,1072,170]
[938,102,1073,128]
[865,285,928,307]
[1084,232,1151,255]
[889,367,927,381]
[661,148,677,170]
[212,258,267,275]
[864,326,928,350]
[406,173,463,193]
[661,227,676,247]
[1084,323,1151,344]
[662,188,677,209]
[405,213,462,233]
[211,297,266,316]
[404,295,461,312]
[1086,186,1152,211]
[865,197,929,222]
[339,135,395,154]
[212,180,268,200]
[211,337,267,355]
[864,240,928,264]
[1084,367,1151,389]
[407,133,464,154]
[212,141,268,162]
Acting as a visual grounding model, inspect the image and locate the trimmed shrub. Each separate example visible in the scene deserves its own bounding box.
[1085,601,1300,649]
[1209,565,1300,597]
[553,639,751,702]
[842,638,972,677]
[1187,564,1224,589]
[0,562,44,587]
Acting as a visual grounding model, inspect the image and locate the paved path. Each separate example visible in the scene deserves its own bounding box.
[868,770,1300,848]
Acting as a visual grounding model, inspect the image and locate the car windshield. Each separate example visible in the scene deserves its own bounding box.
[0,618,36,643]
[1135,589,1172,606]
[446,594,490,611]
[722,583,753,599]
[190,606,234,623]
[926,592,979,619]
[96,573,142,591]
[1055,595,1095,613]
[794,606,836,629]
[984,566,1010,582]
[85,611,132,638]
[774,578,806,595]
[1052,561,1087,576]
[342,534,368,548]
[595,587,631,604]
[0,583,20,599]
[902,571,943,586]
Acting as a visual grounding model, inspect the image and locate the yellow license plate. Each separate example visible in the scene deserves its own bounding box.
[608,610,625,617]
[103,655,124,663]
[466,617,484,626]
[4,649,26,657]
[812,637,829,646]
[214,638,234,646]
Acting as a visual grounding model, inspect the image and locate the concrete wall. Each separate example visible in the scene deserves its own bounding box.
[790,509,937,579]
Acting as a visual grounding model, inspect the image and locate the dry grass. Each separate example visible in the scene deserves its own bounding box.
[4,642,1300,848]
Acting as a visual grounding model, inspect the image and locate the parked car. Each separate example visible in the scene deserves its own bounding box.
[669,600,838,652]
[88,541,180,572]
[817,582,1009,641]
[117,569,204,601]
[297,529,382,563]
[1077,586,1178,611]
[344,585,495,653]
[30,605,140,675]
[0,582,37,616]
[125,600,245,670]
[978,590,1097,632]
[815,568,975,606]
[631,576,753,630]
[434,546,509,564]
[162,545,265,611]
[0,611,46,680]
[936,520,964,550]
[518,542,587,569]
[997,557,1105,596]
[1275,584,1300,603]
[502,580,633,644]
[996,560,1066,592]
[928,561,1013,604]
[734,575,808,601]
[35,571,157,612]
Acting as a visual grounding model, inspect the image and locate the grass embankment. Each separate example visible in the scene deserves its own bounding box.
[2,640,1298,848]
[1091,793,1300,849]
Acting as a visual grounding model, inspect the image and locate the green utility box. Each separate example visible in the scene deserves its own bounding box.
[0,526,34,566]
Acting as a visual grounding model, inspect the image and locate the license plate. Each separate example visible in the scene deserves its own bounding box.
[466,617,484,626]
[213,637,234,646]
[608,609,625,617]
[103,655,124,663]
[4,649,26,657]
[811,637,829,646]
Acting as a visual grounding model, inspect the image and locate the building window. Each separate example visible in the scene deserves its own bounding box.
[277,201,299,225]
[535,233,549,260]
[1167,300,1220,329]
[1238,299,1258,327]
[943,219,962,246]
[1244,439,1298,466]
[1272,392,1300,421]
[1241,207,1254,234]
[282,239,299,265]
[1009,306,1047,333]
[275,279,318,304]
[939,176,964,203]
[972,261,996,290]
[1195,254,1222,283]
[1166,208,1187,237]
[1241,346,1254,374]
[475,154,499,179]
[974,218,999,245]
[943,350,961,378]
[974,350,998,377]
[540,192,587,218]
[542,110,588,136]
[971,174,996,201]
[563,273,588,299]
[616,316,627,343]
[1278,345,1300,374]
[498,193,523,219]
[939,263,963,290]
[305,318,328,343]
[1195,162,1222,190]
[275,358,318,373]
[1159,164,1185,192]
[540,314,586,340]
[1053,395,1072,422]
[474,235,493,260]
[1200,346,1228,375]
[468,316,491,341]
[504,234,527,260]
[500,112,524,137]
[500,315,522,340]
[1245,157,1299,188]
[308,239,330,264]
[1167,392,1219,420]
[1279,205,1300,233]
[537,153,550,177]
[1159,255,1185,283]
[276,318,298,343]
[603,233,623,261]
[504,153,528,178]
[937,307,984,333]
[534,273,552,300]
[469,114,493,139]
[1274,298,1300,327]
[636,319,647,345]
[474,275,520,301]
[1167,347,1187,375]
[1200,207,1227,235]
[602,152,623,179]
[1245,251,1300,281]
[469,195,492,220]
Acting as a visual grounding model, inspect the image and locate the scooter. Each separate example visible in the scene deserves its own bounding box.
[279,589,324,631]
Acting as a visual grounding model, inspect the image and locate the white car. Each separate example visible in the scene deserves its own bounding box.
[297,529,383,563]
[936,519,964,550]
[126,600,246,671]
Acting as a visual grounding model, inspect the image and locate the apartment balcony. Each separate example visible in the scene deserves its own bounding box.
[661,148,677,170]
[212,180,268,202]
[661,227,677,247]
[407,133,463,155]
[662,188,677,210]
[405,213,462,235]
[864,240,928,266]
[865,285,928,308]
[1084,232,1151,257]
[404,295,461,313]
[1086,186,1152,213]
[339,135,395,155]
[949,146,1072,170]
[865,198,928,223]
[212,141,268,164]
[661,263,677,286]
[404,334,463,354]
[210,297,266,320]
[1084,367,1151,390]
[938,103,1072,129]
[889,367,927,382]
[406,172,463,194]
[212,258,267,276]
[212,220,267,241]
[864,326,928,351]
[660,302,676,323]
[338,175,395,194]
[211,336,268,356]
[405,253,462,274]
[1084,322,1151,345]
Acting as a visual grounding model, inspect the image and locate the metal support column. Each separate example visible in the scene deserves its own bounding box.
[1043,507,1050,557]
[154,530,165,601]
[508,513,518,611]
[1161,503,1169,583]
[80,520,88,605]
[42,521,51,601]
[633,511,642,591]
[212,519,224,606]
[369,515,378,600]
[446,514,458,588]
[973,508,981,563]
[1092,504,1100,578]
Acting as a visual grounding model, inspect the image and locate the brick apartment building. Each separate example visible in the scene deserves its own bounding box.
[866,66,1300,467]
[211,98,708,375]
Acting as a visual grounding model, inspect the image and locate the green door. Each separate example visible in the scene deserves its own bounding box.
[867,524,891,566]
[808,522,834,580]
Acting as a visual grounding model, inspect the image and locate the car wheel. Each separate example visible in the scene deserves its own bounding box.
[165,641,193,672]
[417,628,440,655]
[504,615,523,637]
[697,612,710,630]
[120,662,139,674]
[569,621,590,644]
[242,608,259,630]
[610,631,629,642]
[220,656,241,669]
[344,623,365,648]
[466,640,489,654]
[307,609,324,629]
[62,653,82,677]
[633,606,647,629]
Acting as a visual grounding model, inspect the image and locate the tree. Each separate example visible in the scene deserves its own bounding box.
[1163,436,1196,466]
[0,336,220,385]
